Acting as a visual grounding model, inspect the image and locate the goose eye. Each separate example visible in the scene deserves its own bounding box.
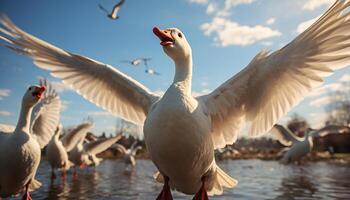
[178,33,182,38]
[28,88,32,91]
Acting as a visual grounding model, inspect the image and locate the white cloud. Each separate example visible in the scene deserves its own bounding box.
[260,41,273,46]
[189,0,208,4]
[297,15,320,34]
[308,112,328,128]
[302,0,334,11]
[0,89,11,100]
[0,111,11,116]
[266,18,276,25]
[61,100,71,112]
[51,81,73,93]
[309,96,332,107]
[86,111,114,118]
[340,74,350,82]
[307,83,342,98]
[224,0,255,10]
[201,17,281,46]
[206,3,218,14]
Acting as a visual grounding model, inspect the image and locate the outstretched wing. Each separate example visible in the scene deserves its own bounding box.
[84,135,122,155]
[112,143,127,154]
[197,0,350,149]
[111,0,125,18]
[31,79,61,148]
[61,121,93,152]
[98,3,110,15]
[0,16,160,125]
[270,124,303,146]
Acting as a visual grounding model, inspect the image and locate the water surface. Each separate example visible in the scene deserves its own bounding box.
[9,159,350,200]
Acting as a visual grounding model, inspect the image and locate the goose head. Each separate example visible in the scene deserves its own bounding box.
[22,85,46,107]
[153,27,192,61]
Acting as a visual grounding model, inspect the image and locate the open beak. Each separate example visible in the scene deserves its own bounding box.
[32,86,46,99]
[153,27,174,46]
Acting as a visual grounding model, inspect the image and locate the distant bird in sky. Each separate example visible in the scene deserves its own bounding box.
[145,68,160,76]
[121,58,151,67]
[98,0,125,20]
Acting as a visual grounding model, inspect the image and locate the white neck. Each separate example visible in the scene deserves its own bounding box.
[173,55,192,95]
[15,102,33,134]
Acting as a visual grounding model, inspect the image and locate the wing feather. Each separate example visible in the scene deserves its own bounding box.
[31,79,61,148]
[197,0,350,149]
[61,122,93,152]
[0,16,160,125]
[84,135,122,155]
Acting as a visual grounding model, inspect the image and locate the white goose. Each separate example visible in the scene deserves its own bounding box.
[46,124,72,180]
[113,141,142,167]
[0,82,61,199]
[272,124,350,164]
[271,124,313,164]
[68,125,122,170]
[2,1,350,198]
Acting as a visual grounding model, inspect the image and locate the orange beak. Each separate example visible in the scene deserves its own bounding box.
[33,86,46,99]
[153,27,174,46]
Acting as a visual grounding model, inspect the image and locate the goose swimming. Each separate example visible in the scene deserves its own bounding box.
[1,1,350,198]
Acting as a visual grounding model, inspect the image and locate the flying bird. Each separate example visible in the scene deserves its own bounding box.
[47,121,93,180]
[121,58,151,67]
[2,1,350,199]
[0,79,60,199]
[145,68,160,76]
[98,0,125,20]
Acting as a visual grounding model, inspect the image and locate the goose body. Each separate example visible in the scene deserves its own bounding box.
[46,126,71,179]
[271,124,313,164]
[0,82,60,198]
[0,129,41,197]
[145,86,215,194]
[2,1,350,198]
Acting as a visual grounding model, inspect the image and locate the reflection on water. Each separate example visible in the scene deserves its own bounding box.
[7,159,350,200]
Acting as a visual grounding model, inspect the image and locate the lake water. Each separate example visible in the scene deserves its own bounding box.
[8,159,350,200]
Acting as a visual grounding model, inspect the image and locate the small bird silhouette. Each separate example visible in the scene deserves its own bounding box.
[98,0,125,20]
[121,58,152,67]
[145,68,160,76]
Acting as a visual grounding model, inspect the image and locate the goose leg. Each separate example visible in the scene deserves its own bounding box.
[73,166,78,179]
[156,176,173,200]
[192,177,209,200]
[61,169,66,180]
[22,182,32,200]
[51,167,56,180]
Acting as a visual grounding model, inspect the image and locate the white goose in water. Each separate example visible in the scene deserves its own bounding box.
[271,124,313,164]
[47,121,93,177]
[272,124,350,164]
[0,82,61,199]
[69,134,122,173]
[46,124,72,180]
[113,141,142,167]
[2,1,350,198]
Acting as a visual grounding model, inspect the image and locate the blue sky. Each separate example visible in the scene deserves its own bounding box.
[0,0,349,135]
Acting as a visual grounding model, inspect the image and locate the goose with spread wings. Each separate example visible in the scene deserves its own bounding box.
[98,0,125,20]
[0,80,60,199]
[2,1,350,199]
[271,124,349,164]
[113,141,142,167]
[46,121,93,180]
